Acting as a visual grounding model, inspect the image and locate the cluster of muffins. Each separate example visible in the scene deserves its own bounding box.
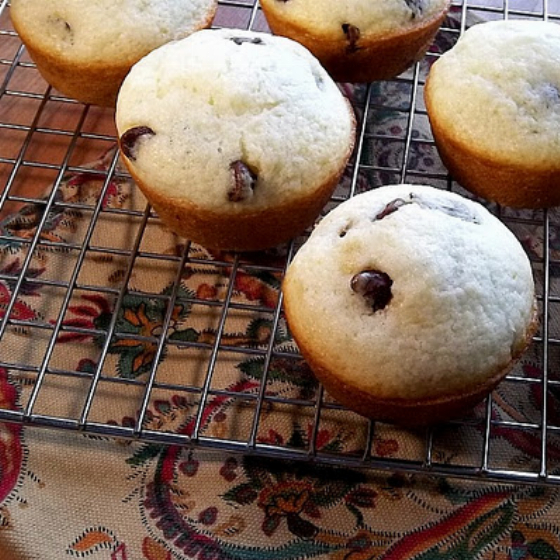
[10,1,545,425]
[11,0,452,103]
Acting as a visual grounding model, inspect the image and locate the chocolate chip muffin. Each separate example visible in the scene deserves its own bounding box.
[116,29,356,252]
[283,185,537,425]
[425,20,560,208]
[10,0,218,106]
[259,0,450,83]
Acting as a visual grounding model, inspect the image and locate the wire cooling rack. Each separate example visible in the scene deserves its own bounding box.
[0,0,560,487]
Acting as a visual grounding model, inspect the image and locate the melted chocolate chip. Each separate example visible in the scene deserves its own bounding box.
[228,160,257,202]
[231,37,264,45]
[351,270,393,312]
[374,194,479,224]
[376,198,407,220]
[119,126,156,161]
[341,23,361,54]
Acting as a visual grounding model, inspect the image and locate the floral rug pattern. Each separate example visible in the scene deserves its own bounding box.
[1,11,560,560]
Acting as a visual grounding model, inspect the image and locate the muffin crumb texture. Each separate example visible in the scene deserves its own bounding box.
[10,0,218,106]
[262,0,448,37]
[11,0,217,62]
[116,29,355,212]
[428,20,560,162]
[259,0,450,82]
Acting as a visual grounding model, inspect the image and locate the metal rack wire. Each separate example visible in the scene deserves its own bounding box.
[0,0,559,486]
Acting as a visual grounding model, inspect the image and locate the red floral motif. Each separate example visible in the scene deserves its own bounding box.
[258,429,285,446]
[0,367,23,503]
[306,425,332,451]
[111,542,128,560]
[233,272,279,309]
[0,281,36,322]
[56,293,112,343]
[196,283,218,300]
[374,437,399,457]
[219,457,239,482]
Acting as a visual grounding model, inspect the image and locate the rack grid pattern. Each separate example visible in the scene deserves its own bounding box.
[0,0,560,486]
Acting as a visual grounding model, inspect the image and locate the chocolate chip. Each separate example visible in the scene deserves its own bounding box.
[119,126,156,161]
[230,37,264,45]
[376,198,407,220]
[228,160,257,202]
[351,270,393,312]
[374,194,479,224]
[403,0,425,18]
[341,23,361,54]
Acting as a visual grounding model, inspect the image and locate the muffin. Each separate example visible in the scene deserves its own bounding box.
[283,185,537,425]
[10,0,218,107]
[259,0,450,83]
[425,20,560,209]
[116,29,356,252]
